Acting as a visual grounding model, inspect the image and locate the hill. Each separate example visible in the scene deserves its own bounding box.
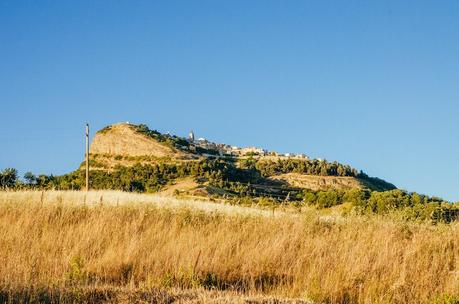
[91,123,184,158]
[1,121,457,221]
[88,123,197,170]
[2,122,406,203]
[80,122,396,196]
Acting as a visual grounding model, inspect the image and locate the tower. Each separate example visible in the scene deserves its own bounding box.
[188,130,195,143]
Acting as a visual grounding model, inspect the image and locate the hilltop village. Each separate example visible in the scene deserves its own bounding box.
[175,128,311,160]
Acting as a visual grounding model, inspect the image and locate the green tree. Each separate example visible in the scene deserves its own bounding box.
[0,168,18,189]
[24,172,37,187]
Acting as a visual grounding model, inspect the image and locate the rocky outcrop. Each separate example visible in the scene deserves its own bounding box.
[90,123,184,157]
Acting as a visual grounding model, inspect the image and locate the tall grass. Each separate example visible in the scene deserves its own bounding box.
[0,191,458,303]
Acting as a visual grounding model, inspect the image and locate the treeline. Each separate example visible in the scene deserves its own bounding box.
[2,160,250,192]
[241,158,396,191]
[302,188,459,223]
[0,168,59,190]
[2,161,458,223]
[251,159,360,177]
[134,124,190,150]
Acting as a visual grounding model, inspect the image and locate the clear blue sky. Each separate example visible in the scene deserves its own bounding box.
[1,1,458,201]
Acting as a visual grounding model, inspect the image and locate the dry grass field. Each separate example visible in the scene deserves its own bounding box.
[0,191,458,303]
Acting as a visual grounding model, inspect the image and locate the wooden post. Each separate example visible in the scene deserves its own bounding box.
[85,123,89,192]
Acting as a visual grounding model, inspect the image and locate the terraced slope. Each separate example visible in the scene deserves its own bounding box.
[269,173,395,191]
[270,173,365,191]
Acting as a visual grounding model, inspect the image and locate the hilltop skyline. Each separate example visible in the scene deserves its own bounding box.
[1,1,459,201]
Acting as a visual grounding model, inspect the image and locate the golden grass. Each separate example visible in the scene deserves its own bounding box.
[0,191,458,303]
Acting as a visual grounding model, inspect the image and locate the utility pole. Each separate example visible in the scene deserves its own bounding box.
[85,123,89,192]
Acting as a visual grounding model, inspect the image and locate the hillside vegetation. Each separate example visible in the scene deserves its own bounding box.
[1,123,458,222]
[87,123,396,192]
[0,191,458,304]
[2,123,459,223]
